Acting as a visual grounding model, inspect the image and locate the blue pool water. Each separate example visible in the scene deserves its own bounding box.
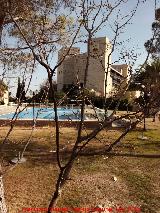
[0,108,81,120]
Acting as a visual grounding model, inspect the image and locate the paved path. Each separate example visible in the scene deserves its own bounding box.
[0,105,17,116]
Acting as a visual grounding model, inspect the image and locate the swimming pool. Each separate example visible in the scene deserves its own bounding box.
[0,107,81,120]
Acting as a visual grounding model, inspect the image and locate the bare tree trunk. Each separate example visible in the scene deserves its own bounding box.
[0,177,7,213]
[47,166,71,213]
[0,15,5,45]
[143,116,146,131]
[0,165,7,213]
[48,183,62,212]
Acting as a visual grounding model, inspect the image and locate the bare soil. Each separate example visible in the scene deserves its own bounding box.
[0,118,159,213]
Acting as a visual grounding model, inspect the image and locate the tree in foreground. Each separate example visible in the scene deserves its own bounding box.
[0,0,159,212]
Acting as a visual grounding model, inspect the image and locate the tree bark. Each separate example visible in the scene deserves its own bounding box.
[47,160,75,212]
[0,176,7,213]
[0,15,5,45]
[143,116,146,131]
[0,165,7,213]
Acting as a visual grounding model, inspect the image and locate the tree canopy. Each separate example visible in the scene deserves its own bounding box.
[130,60,160,115]
[144,8,160,59]
[0,79,7,97]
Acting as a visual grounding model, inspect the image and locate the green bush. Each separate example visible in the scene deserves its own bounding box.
[90,96,132,111]
[0,100,4,105]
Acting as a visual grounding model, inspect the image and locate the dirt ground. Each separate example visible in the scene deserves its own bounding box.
[0,118,160,213]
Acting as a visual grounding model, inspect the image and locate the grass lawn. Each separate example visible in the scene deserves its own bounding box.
[0,118,160,213]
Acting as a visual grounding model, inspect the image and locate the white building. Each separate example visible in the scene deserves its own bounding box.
[57,37,130,97]
[3,90,9,105]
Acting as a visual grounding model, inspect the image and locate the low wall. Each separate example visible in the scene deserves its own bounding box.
[0,119,105,129]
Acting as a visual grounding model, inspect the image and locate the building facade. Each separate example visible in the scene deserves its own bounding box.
[57,37,130,97]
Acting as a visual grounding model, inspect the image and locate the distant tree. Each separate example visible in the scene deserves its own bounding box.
[130,60,160,129]
[16,77,21,100]
[0,79,7,98]
[9,96,16,103]
[145,8,160,59]
[35,80,58,103]
[63,84,80,100]
[16,77,25,101]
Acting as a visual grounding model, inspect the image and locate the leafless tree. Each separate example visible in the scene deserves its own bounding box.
[0,0,158,212]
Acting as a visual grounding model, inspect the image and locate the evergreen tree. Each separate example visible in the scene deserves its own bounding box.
[16,77,25,101]
[130,60,160,115]
[16,77,21,100]
[145,8,160,59]
[0,80,7,98]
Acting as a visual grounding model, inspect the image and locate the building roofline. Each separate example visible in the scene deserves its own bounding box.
[58,46,80,52]
[110,66,123,75]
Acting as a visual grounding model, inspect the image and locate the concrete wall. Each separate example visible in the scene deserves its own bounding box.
[0,119,112,129]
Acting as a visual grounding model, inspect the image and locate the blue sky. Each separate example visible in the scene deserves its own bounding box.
[3,0,159,96]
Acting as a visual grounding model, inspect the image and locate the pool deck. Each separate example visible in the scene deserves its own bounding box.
[0,105,18,116]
